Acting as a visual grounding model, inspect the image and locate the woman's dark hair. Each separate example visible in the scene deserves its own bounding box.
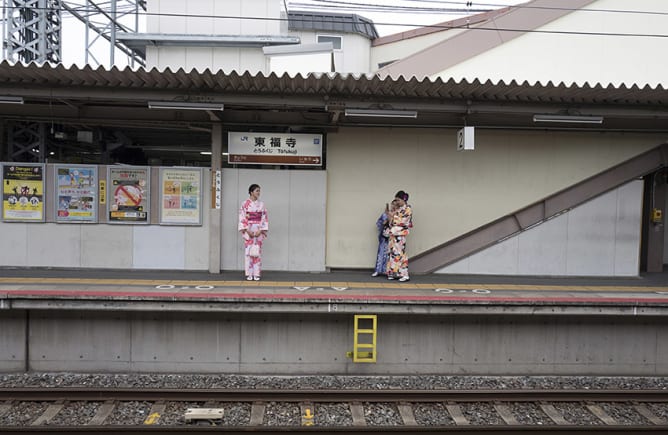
[395,190,409,202]
[248,184,260,194]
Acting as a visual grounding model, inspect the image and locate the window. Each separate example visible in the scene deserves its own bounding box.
[317,35,342,50]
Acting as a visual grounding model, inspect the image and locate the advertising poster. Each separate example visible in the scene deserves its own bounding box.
[159,168,202,225]
[228,132,323,166]
[108,166,150,223]
[55,165,98,223]
[1,163,45,222]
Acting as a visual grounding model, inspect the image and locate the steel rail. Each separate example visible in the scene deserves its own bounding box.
[1,387,667,402]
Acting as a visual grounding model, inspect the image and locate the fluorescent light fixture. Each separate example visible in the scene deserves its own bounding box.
[533,114,603,124]
[148,101,224,111]
[0,96,24,104]
[344,108,418,118]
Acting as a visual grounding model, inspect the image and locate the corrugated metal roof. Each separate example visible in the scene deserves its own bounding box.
[288,11,379,40]
[0,61,665,162]
[0,60,665,106]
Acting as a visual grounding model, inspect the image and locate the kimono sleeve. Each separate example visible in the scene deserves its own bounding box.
[260,204,269,232]
[238,200,249,232]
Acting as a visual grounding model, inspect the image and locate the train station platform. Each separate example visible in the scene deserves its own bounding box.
[2,267,668,375]
[1,267,667,315]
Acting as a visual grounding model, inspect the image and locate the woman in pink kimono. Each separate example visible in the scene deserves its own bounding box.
[386,190,412,282]
[238,184,268,281]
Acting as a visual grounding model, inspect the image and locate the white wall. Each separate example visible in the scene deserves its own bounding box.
[432,0,668,86]
[287,30,372,74]
[146,0,281,73]
[325,127,662,269]
[221,169,327,272]
[148,0,282,35]
[439,180,643,276]
[147,46,268,74]
[269,52,332,76]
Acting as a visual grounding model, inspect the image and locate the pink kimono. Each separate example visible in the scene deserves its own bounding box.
[238,198,269,278]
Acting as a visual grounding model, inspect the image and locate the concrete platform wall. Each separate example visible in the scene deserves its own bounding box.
[0,309,25,372]
[2,310,666,375]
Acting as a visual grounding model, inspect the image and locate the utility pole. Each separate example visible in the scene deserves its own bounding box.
[3,0,61,161]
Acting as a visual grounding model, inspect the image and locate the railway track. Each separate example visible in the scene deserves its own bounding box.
[0,388,667,433]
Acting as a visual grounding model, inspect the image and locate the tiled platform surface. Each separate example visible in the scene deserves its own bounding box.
[1,267,667,314]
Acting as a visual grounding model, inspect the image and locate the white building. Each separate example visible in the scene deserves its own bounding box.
[120,0,378,75]
[375,0,668,88]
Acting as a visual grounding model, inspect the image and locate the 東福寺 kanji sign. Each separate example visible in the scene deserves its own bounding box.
[228,132,322,166]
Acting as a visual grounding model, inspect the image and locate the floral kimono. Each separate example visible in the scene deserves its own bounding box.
[238,198,269,278]
[386,204,412,279]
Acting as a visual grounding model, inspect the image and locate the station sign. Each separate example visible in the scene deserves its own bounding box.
[228,132,322,166]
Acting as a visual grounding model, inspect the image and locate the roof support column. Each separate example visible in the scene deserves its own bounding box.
[645,170,666,273]
[209,123,222,273]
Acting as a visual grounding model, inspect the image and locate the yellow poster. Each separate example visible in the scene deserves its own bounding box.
[2,164,44,221]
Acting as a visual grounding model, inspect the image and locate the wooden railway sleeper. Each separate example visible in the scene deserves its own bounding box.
[87,400,115,426]
[31,400,64,426]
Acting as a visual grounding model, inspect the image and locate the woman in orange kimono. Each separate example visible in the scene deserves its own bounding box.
[238,184,268,281]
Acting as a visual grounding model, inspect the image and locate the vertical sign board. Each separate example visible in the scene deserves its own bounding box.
[99,180,106,204]
[1,163,45,222]
[108,166,150,223]
[228,132,323,166]
[214,170,221,209]
[159,167,203,225]
[54,165,98,223]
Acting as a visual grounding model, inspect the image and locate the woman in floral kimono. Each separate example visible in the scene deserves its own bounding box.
[238,184,268,281]
[386,190,412,282]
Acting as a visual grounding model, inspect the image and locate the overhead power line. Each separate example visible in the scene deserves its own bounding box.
[289,0,668,17]
[2,5,667,40]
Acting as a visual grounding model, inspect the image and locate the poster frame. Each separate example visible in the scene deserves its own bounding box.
[53,164,99,223]
[107,166,151,224]
[158,167,203,226]
[1,162,46,222]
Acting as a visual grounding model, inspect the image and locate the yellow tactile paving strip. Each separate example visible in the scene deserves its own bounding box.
[0,277,666,293]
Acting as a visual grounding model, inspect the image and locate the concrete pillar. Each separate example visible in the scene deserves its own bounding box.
[209,123,222,273]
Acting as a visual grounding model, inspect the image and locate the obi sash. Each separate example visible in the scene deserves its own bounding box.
[247,211,263,223]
